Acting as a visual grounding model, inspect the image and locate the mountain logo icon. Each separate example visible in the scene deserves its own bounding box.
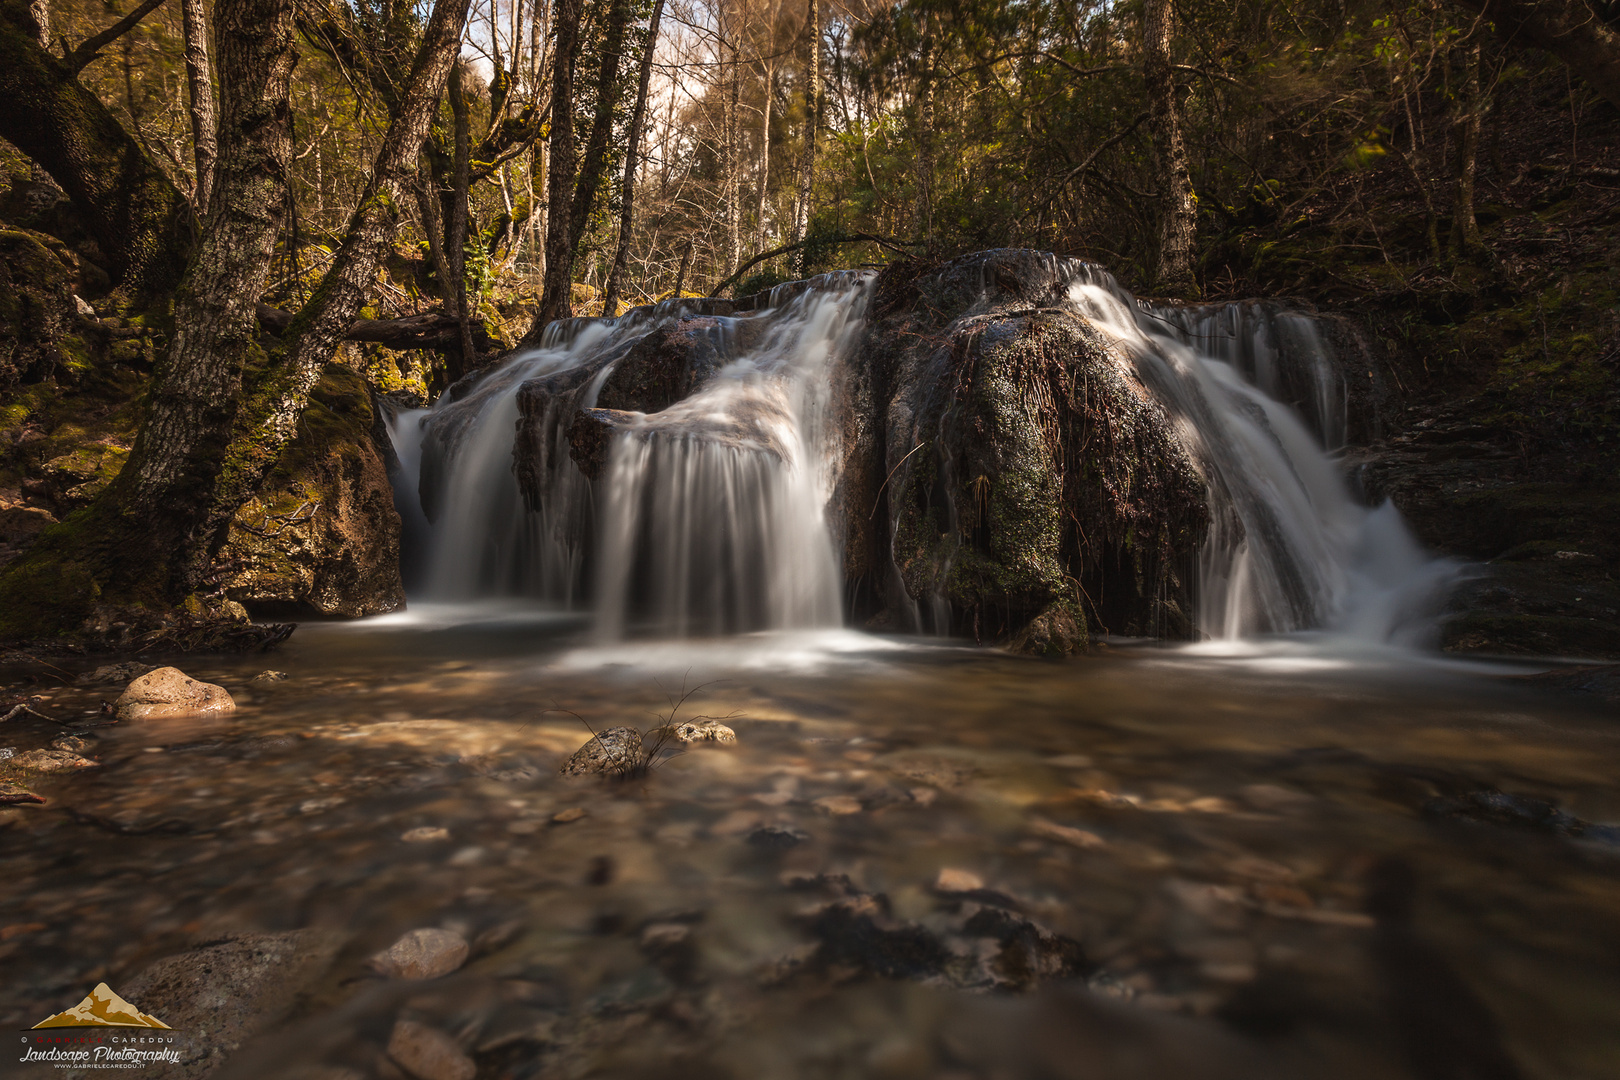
[30,983,172,1028]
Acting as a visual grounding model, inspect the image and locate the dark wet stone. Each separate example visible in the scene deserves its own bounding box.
[961,907,1093,988]
[802,896,951,980]
[1422,789,1592,837]
[746,825,809,849]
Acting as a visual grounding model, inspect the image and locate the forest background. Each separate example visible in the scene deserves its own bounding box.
[0,0,1617,646]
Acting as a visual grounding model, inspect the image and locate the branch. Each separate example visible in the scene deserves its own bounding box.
[255,304,500,353]
[1037,111,1150,212]
[65,0,169,74]
[709,232,916,297]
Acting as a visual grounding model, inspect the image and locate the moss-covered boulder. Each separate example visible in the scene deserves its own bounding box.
[0,226,80,393]
[216,366,404,618]
[832,251,1208,651]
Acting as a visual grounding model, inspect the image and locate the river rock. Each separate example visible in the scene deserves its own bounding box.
[387,1020,475,1080]
[113,667,236,720]
[370,928,469,980]
[118,929,345,1080]
[648,718,737,745]
[559,726,645,777]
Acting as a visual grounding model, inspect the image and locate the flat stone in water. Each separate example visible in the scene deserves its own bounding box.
[6,749,96,773]
[747,825,810,849]
[401,826,450,843]
[372,928,469,980]
[114,667,236,721]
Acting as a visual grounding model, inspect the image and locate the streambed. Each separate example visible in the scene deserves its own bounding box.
[2,621,1617,1079]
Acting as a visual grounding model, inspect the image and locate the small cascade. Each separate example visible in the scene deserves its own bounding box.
[388,274,871,639]
[1062,267,1453,642]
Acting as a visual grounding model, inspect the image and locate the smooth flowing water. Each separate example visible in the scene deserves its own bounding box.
[1,633,1617,1080]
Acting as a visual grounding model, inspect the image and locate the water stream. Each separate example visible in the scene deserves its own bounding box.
[8,267,1610,1080]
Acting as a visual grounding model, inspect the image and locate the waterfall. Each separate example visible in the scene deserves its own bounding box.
[387,275,870,638]
[1063,267,1454,643]
[385,259,1451,646]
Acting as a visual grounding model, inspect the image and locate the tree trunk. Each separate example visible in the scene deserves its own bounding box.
[1143,0,1198,297]
[1451,41,1485,258]
[0,0,194,295]
[754,61,774,256]
[180,0,217,214]
[448,57,477,380]
[568,0,632,254]
[673,237,692,297]
[531,0,585,333]
[201,0,470,568]
[1453,0,1620,111]
[70,0,296,607]
[790,0,819,253]
[723,14,741,278]
[600,0,666,316]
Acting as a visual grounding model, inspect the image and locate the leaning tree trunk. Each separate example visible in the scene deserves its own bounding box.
[790,0,819,253]
[1143,0,1198,297]
[567,0,633,257]
[600,0,666,316]
[531,0,586,333]
[179,0,217,213]
[199,0,470,576]
[0,0,194,295]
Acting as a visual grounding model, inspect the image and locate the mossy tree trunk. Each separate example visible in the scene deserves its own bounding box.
[0,0,194,296]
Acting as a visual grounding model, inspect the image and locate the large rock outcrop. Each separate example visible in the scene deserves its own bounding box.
[830,251,1209,652]
[217,366,405,618]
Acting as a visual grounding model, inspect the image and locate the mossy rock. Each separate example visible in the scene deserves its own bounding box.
[836,250,1207,646]
[216,366,404,618]
[0,227,79,392]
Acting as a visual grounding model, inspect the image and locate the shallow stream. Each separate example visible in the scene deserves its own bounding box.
[2,620,1617,1079]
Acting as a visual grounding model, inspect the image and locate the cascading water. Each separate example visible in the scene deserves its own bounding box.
[384,258,1452,646]
[387,274,871,639]
[1062,267,1454,643]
